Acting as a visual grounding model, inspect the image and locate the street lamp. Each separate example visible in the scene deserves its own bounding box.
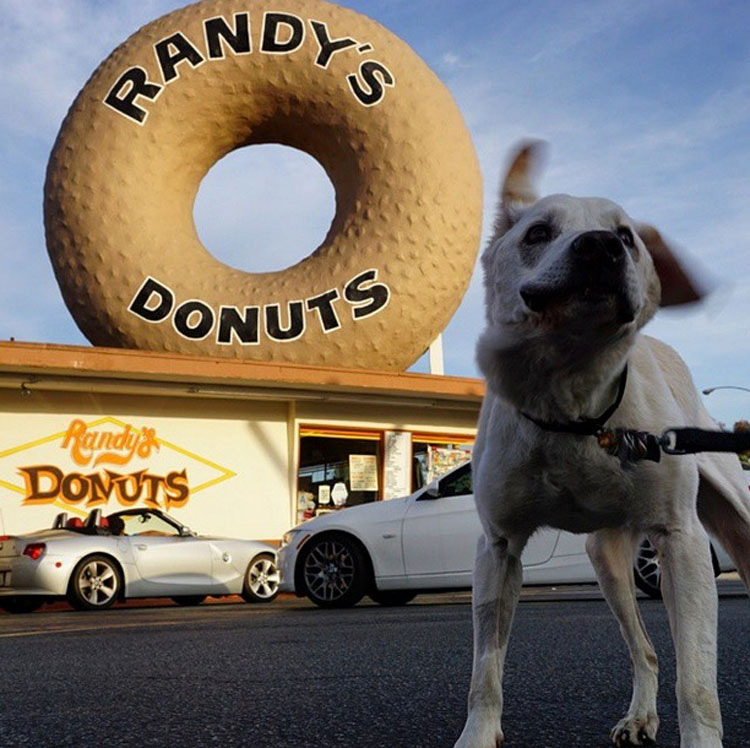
[702,385,750,395]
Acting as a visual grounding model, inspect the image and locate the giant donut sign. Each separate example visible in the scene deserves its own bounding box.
[44,0,482,371]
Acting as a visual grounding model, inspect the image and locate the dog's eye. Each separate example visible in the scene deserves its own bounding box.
[524,223,551,244]
[616,226,634,247]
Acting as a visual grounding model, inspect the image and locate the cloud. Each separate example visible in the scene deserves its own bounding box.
[526,0,656,64]
[1,4,166,140]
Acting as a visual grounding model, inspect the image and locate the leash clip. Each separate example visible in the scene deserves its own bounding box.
[659,429,686,455]
[597,428,663,467]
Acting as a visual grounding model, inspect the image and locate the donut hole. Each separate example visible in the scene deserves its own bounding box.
[193,144,336,273]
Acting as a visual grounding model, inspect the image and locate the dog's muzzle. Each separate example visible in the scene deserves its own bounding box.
[520,230,635,322]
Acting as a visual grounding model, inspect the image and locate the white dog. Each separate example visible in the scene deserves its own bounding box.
[455,142,750,748]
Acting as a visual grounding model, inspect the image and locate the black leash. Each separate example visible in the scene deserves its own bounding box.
[521,367,750,467]
[596,426,750,467]
[660,427,750,456]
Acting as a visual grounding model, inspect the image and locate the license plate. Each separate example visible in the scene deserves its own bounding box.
[0,571,10,587]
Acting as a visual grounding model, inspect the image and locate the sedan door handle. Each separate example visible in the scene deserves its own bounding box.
[136,544,147,551]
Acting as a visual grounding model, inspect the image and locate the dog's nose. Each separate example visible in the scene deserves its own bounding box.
[570,231,625,265]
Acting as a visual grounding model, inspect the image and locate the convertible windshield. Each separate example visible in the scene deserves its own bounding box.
[117,512,181,537]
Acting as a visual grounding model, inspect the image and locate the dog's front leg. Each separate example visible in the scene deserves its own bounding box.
[454,531,527,748]
[652,522,723,748]
[586,529,659,746]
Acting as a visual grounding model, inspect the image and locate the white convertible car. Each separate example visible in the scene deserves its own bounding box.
[0,508,279,613]
[278,461,734,608]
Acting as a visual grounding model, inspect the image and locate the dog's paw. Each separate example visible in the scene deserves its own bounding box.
[610,713,659,746]
[454,713,504,748]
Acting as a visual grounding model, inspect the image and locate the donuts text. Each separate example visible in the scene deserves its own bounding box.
[20,465,190,510]
[127,269,391,345]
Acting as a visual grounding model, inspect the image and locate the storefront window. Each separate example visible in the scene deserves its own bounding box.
[296,427,474,522]
[411,435,473,492]
[297,429,381,522]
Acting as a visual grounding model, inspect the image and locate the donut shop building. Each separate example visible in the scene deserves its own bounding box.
[0,342,482,540]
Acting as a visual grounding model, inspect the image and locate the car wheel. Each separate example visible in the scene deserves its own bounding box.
[0,596,44,614]
[634,536,721,600]
[368,590,417,606]
[171,595,207,606]
[633,537,662,599]
[241,553,280,603]
[300,533,369,608]
[67,554,122,611]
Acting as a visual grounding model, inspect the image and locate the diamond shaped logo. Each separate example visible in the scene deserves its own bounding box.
[0,416,236,514]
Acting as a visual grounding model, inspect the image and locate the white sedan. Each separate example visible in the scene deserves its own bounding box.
[278,461,734,607]
[0,508,279,613]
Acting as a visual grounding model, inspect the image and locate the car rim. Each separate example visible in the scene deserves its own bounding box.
[303,540,355,602]
[78,560,118,606]
[636,540,661,592]
[248,557,280,599]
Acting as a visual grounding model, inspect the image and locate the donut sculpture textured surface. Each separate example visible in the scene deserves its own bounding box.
[44,0,482,371]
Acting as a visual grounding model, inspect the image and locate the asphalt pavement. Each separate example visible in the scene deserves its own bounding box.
[0,582,747,748]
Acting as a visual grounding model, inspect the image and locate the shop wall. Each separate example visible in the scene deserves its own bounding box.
[0,389,292,540]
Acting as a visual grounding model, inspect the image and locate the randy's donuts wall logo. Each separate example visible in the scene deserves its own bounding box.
[0,417,235,512]
[61,418,160,468]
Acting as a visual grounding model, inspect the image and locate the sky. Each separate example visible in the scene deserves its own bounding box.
[1,0,749,428]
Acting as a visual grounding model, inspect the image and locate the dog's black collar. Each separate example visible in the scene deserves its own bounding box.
[520,367,628,436]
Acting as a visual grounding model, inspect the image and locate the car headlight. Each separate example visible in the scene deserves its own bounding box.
[281,529,300,548]
[280,529,311,550]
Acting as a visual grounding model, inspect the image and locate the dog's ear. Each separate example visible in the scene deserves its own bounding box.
[494,140,547,239]
[636,223,704,306]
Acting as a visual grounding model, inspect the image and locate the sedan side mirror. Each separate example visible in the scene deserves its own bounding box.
[180,526,196,537]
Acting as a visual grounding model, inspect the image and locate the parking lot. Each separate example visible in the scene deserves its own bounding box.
[1,580,747,748]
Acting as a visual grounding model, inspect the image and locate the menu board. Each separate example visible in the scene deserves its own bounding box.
[349,454,378,491]
[383,430,411,500]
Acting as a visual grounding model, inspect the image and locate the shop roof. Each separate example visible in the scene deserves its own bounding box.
[0,341,485,410]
